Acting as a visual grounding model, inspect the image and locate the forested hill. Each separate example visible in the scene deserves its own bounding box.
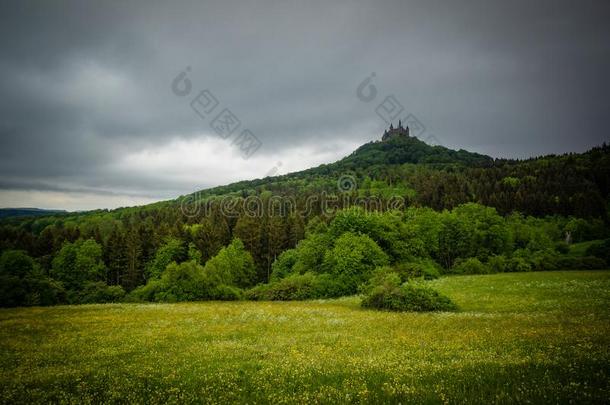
[177,135,609,219]
[1,133,609,297]
[180,135,495,201]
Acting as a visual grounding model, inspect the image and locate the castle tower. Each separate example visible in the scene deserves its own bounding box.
[382,122,410,141]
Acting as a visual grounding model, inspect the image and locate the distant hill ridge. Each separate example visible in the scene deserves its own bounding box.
[0,208,68,219]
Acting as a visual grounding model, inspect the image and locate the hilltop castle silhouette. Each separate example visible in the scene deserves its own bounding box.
[382,120,410,141]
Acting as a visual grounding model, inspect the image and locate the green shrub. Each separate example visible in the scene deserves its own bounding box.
[291,233,332,275]
[245,273,319,301]
[209,284,242,301]
[530,251,561,271]
[243,284,268,300]
[78,282,126,304]
[270,249,298,281]
[129,240,256,303]
[203,238,257,288]
[506,257,532,272]
[22,276,66,306]
[556,255,607,270]
[128,279,163,302]
[499,253,606,272]
[129,261,211,302]
[245,272,350,301]
[580,256,607,269]
[555,241,570,254]
[564,218,609,243]
[51,239,106,291]
[156,261,210,301]
[311,273,351,298]
[451,258,492,275]
[525,231,554,252]
[487,255,508,272]
[586,239,610,263]
[146,238,187,280]
[359,266,399,295]
[328,207,377,239]
[394,260,441,280]
[361,274,457,312]
[322,232,389,294]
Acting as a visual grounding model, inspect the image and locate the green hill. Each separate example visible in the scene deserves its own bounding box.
[1,133,609,298]
[176,134,609,220]
[177,134,495,202]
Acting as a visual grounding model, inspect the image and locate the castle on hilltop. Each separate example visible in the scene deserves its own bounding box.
[382,120,410,141]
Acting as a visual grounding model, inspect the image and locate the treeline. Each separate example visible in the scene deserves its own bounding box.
[246,205,609,301]
[1,203,609,307]
[1,139,609,307]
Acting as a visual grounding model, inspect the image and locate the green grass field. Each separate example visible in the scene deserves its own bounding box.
[1,271,609,404]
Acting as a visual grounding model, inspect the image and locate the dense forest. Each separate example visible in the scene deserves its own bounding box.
[1,136,609,307]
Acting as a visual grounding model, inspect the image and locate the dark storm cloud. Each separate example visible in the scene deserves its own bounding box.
[1,0,609,209]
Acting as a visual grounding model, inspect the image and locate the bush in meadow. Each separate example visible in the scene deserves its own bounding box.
[451,257,492,275]
[78,281,126,304]
[394,260,442,280]
[487,255,508,272]
[361,272,457,312]
[505,257,532,272]
[245,272,350,301]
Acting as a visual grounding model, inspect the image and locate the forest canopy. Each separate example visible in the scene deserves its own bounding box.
[1,139,609,308]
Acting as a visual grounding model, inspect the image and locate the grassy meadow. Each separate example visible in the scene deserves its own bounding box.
[1,271,609,404]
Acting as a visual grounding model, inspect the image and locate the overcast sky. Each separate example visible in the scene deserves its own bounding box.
[1,0,609,211]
